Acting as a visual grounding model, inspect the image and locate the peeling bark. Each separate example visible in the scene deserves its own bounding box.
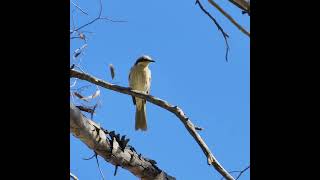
[71,69,235,180]
[70,104,175,180]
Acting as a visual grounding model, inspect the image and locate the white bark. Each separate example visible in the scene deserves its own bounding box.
[70,104,175,180]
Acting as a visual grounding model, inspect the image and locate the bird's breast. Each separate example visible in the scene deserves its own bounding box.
[129,67,151,92]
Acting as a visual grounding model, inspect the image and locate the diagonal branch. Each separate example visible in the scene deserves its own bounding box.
[70,104,175,180]
[227,0,250,15]
[70,172,79,180]
[71,1,88,15]
[70,69,235,180]
[208,0,250,37]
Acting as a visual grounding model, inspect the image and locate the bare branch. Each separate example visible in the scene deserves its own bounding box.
[100,17,127,23]
[70,104,175,180]
[195,0,230,62]
[228,0,250,15]
[70,69,235,180]
[235,165,250,180]
[70,36,82,40]
[221,165,250,180]
[83,152,96,160]
[71,1,88,15]
[70,0,126,34]
[70,172,79,180]
[208,0,250,37]
[94,153,106,180]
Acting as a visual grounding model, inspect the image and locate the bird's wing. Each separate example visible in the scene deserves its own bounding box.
[128,67,136,105]
[145,74,150,104]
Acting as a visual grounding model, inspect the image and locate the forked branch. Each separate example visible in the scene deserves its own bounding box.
[70,69,235,180]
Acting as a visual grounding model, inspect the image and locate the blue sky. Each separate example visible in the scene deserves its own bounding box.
[70,0,250,179]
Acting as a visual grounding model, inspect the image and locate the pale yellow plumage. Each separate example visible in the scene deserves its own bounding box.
[129,56,153,131]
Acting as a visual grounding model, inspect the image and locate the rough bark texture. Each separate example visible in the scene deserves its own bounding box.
[70,104,175,180]
[70,69,235,180]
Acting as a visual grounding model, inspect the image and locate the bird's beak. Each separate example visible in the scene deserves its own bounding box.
[148,60,155,63]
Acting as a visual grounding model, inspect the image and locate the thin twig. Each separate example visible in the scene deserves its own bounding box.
[70,69,235,180]
[70,0,126,34]
[70,36,81,40]
[71,10,76,30]
[195,0,230,62]
[100,17,127,23]
[71,1,88,15]
[220,171,240,180]
[114,165,119,176]
[95,154,106,180]
[221,165,250,180]
[235,165,250,180]
[208,0,250,37]
[70,79,77,88]
[83,152,96,160]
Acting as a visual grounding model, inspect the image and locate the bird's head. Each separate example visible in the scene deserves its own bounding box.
[134,55,155,67]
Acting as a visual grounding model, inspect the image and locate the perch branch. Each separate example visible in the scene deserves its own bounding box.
[70,104,175,180]
[70,69,235,180]
[208,0,250,37]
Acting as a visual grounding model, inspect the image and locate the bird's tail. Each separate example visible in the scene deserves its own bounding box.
[135,103,147,131]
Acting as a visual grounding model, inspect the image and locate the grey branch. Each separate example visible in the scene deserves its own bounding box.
[70,69,235,180]
[70,104,175,180]
[70,172,79,180]
[208,0,250,37]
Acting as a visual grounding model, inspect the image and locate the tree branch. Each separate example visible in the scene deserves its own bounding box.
[235,165,250,180]
[208,0,250,37]
[70,69,235,180]
[71,1,88,15]
[70,104,175,180]
[70,0,126,34]
[195,0,230,62]
[227,0,250,15]
[221,165,250,180]
[70,172,79,180]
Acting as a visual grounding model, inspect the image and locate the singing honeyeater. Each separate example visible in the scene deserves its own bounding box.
[129,55,155,131]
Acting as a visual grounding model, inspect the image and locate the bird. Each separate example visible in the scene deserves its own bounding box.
[129,55,155,131]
